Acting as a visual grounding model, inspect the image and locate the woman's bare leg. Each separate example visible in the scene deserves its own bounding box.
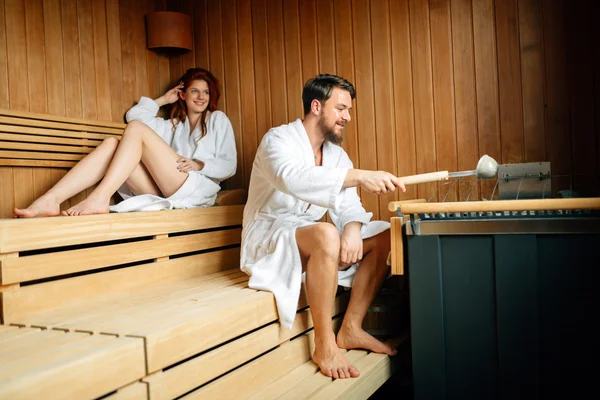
[65,121,188,216]
[13,137,120,218]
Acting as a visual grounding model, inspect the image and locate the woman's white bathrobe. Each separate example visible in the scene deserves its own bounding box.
[109,96,237,212]
[241,119,390,329]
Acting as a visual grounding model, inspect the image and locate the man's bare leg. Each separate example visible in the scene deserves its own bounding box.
[296,223,360,379]
[337,229,397,356]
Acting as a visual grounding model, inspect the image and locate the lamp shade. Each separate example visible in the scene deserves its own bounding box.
[145,11,192,52]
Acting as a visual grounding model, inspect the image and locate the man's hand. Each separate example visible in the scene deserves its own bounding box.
[358,170,406,195]
[339,222,363,268]
[177,156,204,173]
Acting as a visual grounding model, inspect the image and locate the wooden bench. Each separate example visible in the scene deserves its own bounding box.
[0,109,407,399]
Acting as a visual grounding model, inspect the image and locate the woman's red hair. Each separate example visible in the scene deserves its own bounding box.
[170,68,220,139]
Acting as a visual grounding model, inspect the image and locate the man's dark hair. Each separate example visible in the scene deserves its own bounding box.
[302,74,356,115]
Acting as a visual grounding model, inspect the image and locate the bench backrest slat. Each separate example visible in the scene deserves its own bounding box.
[0,108,125,169]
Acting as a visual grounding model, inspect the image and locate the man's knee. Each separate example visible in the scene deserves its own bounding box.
[311,223,340,259]
[372,228,391,255]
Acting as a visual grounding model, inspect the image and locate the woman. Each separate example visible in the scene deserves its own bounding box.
[13,68,236,218]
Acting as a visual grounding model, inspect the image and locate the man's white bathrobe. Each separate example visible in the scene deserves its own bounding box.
[241,119,390,329]
[110,96,237,212]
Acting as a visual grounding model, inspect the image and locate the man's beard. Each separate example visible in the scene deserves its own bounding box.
[318,117,344,145]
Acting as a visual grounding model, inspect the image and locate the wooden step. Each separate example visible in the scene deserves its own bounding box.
[0,326,145,400]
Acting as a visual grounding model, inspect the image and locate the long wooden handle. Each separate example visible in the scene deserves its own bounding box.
[398,171,449,186]
[399,198,600,214]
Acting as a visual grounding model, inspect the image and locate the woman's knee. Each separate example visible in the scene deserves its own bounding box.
[100,136,119,152]
[122,120,147,137]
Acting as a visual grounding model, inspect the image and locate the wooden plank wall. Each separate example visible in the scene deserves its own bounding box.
[0,0,598,219]
[167,0,599,219]
[0,0,170,218]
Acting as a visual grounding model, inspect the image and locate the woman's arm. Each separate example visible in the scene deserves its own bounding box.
[195,112,237,181]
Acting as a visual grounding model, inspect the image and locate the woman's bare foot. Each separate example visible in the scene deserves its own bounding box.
[312,339,360,379]
[337,323,398,356]
[62,196,110,216]
[13,196,60,218]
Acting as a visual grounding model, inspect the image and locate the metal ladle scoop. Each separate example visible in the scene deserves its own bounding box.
[448,154,499,179]
[398,155,499,186]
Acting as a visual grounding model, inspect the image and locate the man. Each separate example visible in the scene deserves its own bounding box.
[241,74,406,379]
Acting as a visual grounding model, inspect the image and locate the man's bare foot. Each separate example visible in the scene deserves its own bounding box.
[62,196,109,216]
[337,324,398,356]
[13,197,60,218]
[312,339,360,379]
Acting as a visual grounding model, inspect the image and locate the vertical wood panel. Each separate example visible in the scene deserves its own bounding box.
[283,0,302,122]
[519,0,546,163]
[370,0,397,218]
[451,0,480,201]
[352,0,378,217]
[0,0,9,109]
[25,0,47,113]
[430,0,458,202]
[473,0,502,199]
[409,0,437,202]
[12,168,34,209]
[266,0,287,127]
[390,0,417,200]
[207,0,225,111]
[299,0,317,83]
[316,0,336,75]
[495,0,524,164]
[251,0,271,143]
[61,0,83,118]
[119,0,136,112]
[193,0,209,70]
[0,168,14,218]
[106,0,124,122]
[92,0,112,121]
[335,0,359,169]
[179,0,195,73]
[565,1,597,195]
[43,0,66,116]
[144,0,159,100]
[77,0,97,119]
[5,0,29,111]
[542,0,570,193]
[238,0,257,189]
[222,0,243,189]
[132,0,149,102]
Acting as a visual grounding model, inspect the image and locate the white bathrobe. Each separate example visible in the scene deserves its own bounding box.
[109,96,237,212]
[241,119,390,329]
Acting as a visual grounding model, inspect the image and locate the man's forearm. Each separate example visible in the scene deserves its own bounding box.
[343,169,363,189]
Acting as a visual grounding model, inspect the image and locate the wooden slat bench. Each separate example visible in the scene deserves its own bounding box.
[0,108,406,399]
[0,108,124,169]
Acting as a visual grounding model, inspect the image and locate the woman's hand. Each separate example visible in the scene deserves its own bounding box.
[177,156,205,173]
[155,82,184,107]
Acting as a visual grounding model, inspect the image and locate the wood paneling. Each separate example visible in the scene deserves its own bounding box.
[0,0,168,218]
[1,0,599,219]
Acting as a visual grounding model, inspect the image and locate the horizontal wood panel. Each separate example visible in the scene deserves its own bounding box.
[1,248,241,323]
[1,228,242,284]
[0,150,84,161]
[0,123,117,140]
[0,141,94,154]
[0,330,145,399]
[0,204,244,252]
[0,108,126,128]
[0,132,102,147]
[0,159,76,168]
[0,115,124,135]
